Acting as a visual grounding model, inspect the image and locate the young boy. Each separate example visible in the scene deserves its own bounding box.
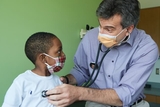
[2,32,66,107]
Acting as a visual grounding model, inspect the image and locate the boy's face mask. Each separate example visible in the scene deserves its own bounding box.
[98,28,128,48]
[43,53,66,73]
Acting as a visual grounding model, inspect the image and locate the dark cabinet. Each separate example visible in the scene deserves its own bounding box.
[145,94,160,104]
[137,7,160,51]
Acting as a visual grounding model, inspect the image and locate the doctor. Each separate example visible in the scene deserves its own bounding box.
[46,0,159,107]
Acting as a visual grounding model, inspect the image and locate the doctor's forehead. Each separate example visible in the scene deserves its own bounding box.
[98,15,122,28]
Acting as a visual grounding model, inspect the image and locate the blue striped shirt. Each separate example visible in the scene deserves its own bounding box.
[70,27,159,106]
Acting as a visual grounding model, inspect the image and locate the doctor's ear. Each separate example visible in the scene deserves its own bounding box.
[126,25,134,35]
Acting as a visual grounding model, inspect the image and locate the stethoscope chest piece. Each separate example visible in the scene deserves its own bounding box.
[90,62,98,69]
[41,90,48,97]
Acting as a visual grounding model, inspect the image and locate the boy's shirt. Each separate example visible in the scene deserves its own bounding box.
[2,70,62,107]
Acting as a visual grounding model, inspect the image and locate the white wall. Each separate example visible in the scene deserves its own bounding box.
[148,59,160,83]
[138,0,160,83]
[139,0,160,8]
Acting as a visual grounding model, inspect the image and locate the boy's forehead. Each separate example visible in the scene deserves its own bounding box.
[51,38,62,50]
[53,37,62,45]
[47,38,62,55]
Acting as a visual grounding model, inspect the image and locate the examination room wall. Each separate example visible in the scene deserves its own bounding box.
[0,0,160,105]
[0,0,101,104]
[138,0,160,83]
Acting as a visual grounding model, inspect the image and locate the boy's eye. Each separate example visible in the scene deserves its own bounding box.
[58,51,61,54]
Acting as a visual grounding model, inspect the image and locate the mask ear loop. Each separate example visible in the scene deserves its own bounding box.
[43,53,58,60]
[116,29,126,38]
[43,53,55,73]
[120,32,130,44]
[43,53,59,66]
[116,29,130,46]
[44,62,52,68]
[43,53,51,67]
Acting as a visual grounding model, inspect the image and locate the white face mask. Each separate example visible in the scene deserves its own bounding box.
[43,53,66,74]
[99,26,126,39]
[98,27,128,48]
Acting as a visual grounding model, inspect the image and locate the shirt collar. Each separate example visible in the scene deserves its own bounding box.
[125,28,138,47]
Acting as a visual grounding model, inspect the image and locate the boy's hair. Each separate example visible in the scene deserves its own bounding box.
[25,32,57,64]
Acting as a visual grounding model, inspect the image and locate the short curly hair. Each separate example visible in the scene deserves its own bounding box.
[25,32,57,64]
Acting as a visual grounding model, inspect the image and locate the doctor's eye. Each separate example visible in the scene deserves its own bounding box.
[106,28,114,33]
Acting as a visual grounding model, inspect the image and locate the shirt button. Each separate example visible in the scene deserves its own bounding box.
[108,75,110,77]
[112,60,114,63]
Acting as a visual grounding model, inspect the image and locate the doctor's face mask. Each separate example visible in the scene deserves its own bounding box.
[43,53,66,73]
[98,28,128,48]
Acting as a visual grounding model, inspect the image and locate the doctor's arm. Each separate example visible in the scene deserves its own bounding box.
[46,36,123,106]
[47,45,159,107]
[46,83,122,107]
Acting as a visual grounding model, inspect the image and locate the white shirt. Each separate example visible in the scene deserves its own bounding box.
[2,70,62,107]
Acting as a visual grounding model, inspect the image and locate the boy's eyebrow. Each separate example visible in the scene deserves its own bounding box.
[59,46,62,50]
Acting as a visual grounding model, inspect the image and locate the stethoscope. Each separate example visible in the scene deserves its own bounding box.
[41,43,111,97]
[83,43,111,87]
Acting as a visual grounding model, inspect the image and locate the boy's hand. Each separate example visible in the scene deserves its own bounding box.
[60,76,69,84]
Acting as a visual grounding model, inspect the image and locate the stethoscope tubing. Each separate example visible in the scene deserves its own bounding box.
[83,43,111,87]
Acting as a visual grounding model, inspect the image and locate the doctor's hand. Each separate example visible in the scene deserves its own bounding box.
[46,84,81,107]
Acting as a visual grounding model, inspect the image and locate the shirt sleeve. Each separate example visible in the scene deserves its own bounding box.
[114,39,159,106]
[70,34,91,86]
[2,79,22,107]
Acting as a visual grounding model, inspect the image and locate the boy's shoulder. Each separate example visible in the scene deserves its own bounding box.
[13,70,32,82]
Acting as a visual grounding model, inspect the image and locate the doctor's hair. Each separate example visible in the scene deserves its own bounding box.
[25,32,57,64]
[96,0,140,28]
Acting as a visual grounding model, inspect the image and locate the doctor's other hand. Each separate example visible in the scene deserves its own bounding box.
[46,84,80,107]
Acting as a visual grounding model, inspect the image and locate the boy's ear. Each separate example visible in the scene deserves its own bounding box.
[38,53,46,63]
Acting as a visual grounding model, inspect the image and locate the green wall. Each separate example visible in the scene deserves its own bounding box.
[0,0,100,105]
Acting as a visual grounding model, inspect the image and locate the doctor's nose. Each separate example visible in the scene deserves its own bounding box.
[99,27,105,34]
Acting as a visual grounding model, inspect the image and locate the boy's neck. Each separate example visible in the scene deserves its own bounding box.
[32,68,51,76]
